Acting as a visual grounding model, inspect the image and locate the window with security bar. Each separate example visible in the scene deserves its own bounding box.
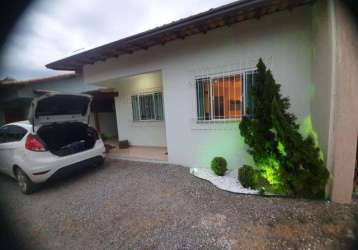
[196,70,256,121]
[131,92,164,121]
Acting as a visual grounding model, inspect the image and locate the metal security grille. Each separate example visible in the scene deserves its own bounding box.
[131,92,164,121]
[195,70,256,121]
[187,57,274,130]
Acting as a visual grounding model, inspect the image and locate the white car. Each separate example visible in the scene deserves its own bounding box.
[0,93,106,194]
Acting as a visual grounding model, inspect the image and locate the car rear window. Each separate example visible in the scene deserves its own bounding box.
[35,95,90,117]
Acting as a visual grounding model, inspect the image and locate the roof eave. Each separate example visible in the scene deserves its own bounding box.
[46,0,315,71]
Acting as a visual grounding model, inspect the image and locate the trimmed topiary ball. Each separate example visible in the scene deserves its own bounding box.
[239,165,256,189]
[211,157,227,176]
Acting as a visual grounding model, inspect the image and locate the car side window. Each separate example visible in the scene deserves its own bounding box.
[7,125,27,142]
[0,126,9,143]
[0,125,27,143]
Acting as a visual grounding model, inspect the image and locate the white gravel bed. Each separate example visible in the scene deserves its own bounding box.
[190,168,259,195]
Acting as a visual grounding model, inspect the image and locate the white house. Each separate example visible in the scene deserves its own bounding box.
[46,0,358,203]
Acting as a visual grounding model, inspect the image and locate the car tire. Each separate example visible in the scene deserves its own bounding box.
[15,168,35,194]
[98,156,105,166]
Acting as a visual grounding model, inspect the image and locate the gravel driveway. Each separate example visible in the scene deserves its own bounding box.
[0,159,357,250]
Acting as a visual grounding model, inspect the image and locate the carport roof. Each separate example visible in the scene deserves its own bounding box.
[46,0,314,71]
[0,73,77,86]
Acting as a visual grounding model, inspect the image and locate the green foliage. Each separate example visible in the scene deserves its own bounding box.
[239,58,329,198]
[211,157,228,176]
[238,165,256,189]
[258,187,266,196]
[355,187,358,196]
[255,175,270,190]
[100,133,110,141]
[238,164,271,192]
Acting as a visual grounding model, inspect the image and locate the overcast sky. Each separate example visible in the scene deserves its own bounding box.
[0,0,235,80]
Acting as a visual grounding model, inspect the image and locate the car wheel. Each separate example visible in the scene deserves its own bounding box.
[15,168,35,194]
[98,157,105,166]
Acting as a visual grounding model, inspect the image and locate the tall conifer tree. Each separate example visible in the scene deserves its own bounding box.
[240,59,328,197]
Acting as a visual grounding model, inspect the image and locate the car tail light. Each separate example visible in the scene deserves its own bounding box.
[25,134,46,152]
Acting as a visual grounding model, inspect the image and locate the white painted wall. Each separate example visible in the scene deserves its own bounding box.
[311,0,334,162]
[89,112,117,137]
[84,6,315,169]
[328,0,358,203]
[98,112,117,137]
[109,74,166,147]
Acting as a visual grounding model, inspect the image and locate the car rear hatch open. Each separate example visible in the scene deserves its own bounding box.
[29,93,92,130]
[28,94,98,156]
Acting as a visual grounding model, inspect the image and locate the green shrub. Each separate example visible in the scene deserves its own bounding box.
[256,175,270,190]
[211,157,227,176]
[258,187,266,196]
[354,186,358,196]
[100,133,110,141]
[239,165,256,189]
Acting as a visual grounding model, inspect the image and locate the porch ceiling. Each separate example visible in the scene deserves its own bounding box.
[95,71,162,90]
[46,0,315,71]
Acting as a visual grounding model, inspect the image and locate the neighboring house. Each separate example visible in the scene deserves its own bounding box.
[46,0,357,203]
[0,74,118,138]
